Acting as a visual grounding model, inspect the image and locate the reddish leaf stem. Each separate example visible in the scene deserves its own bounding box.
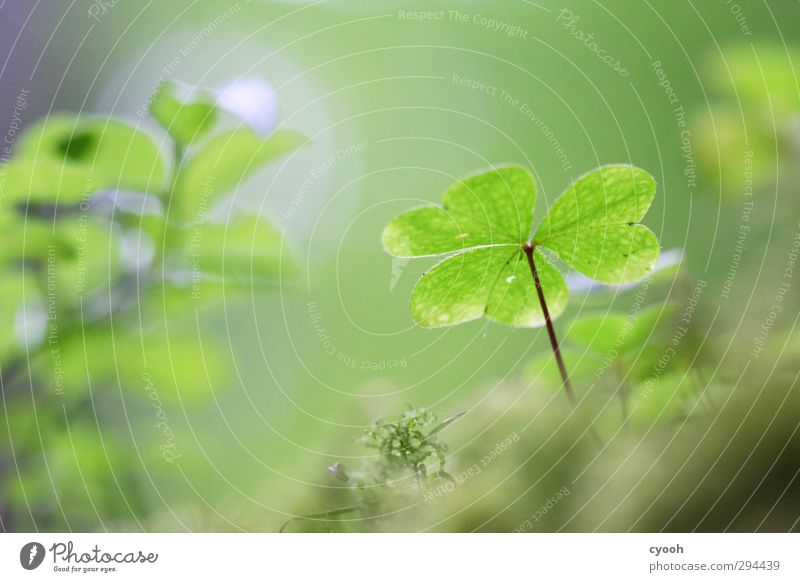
[524,243,576,404]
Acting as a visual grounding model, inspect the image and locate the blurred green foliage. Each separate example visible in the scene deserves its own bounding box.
[0,78,304,530]
[2,0,799,534]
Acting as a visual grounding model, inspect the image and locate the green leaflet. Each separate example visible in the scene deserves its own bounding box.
[174,127,307,223]
[409,246,567,328]
[569,303,676,357]
[383,164,660,329]
[14,115,166,194]
[189,214,297,284]
[526,349,604,390]
[627,372,695,428]
[0,159,106,205]
[149,80,218,146]
[534,165,659,284]
[382,165,534,257]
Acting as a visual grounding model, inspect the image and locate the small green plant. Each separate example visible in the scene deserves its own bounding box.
[0,78,305,529]
[382,165,660,408]
[528,303,676,427]
[281,407,462,532]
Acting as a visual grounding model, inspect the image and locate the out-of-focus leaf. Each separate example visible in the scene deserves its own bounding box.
[627,372,695,428]
[117,327,230,404]
[15,115,166,193]
[7,421,137,528]
[707,45,800,112]
[569,303,675,357]
[149,80,218,146]
[0,159,104,205]
[627,303,675,349]
[174,127,307,222]
[525,349,604,391]
[33,326,119,402]
[0,212,58,263]
[569,314,629,356]
[49,217,122,305]
[185,214,297,287]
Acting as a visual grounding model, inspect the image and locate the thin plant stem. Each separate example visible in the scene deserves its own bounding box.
[524,243,604,447]
[523,244,575,404]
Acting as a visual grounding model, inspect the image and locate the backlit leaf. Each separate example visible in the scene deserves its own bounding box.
[384,164,660,329]
[382,165,534,257]
[534,165,659,284]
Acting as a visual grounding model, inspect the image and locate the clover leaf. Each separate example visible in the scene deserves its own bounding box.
[384,164,660,420]
[382,164,659,329]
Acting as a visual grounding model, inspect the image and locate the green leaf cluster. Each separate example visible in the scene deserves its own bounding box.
[0,77,305,530]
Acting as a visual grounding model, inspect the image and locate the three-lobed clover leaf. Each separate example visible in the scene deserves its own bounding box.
[382,164,660,328]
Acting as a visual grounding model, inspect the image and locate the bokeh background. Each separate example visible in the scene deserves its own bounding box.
[1,0,799,532]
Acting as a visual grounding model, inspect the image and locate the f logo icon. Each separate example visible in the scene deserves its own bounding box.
[20,542,45,570]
